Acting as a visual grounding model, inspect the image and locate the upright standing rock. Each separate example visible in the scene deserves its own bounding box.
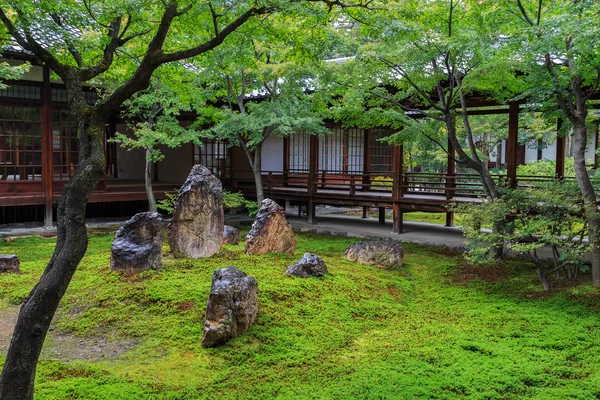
[168,165,224,258]
[0,255,21,274]
[110,212,164,274]
[201,267,258,348]
[245,198,295,255]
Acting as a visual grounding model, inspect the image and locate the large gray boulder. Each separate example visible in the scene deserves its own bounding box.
[168,165,224,258]
[245,199,295,255]
[110,212,164,274]
[222,225,240,245]
[286,253,328,278]
[344,241,404,269]
[201,267,258,348]
[0,255,21,274]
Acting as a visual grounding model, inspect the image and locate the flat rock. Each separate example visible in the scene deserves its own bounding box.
[110,212,164,274]
[0,255,21,274]
[201,267,258,348]
[344,241,404,269]
[286,253,328,278]
[168,165,224,258]
[222,225,240,245]
[245,199,295,255]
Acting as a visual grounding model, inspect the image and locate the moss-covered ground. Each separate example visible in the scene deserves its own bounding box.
[1,232,600,399]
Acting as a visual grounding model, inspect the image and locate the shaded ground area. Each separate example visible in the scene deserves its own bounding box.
[2,232,600,399]
[0,305,138,362]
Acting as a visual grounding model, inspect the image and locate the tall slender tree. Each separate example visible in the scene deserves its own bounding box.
[507,0,600,287]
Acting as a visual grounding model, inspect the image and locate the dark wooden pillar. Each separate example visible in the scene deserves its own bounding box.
[392,141,404,234]
[392,205,403,233]
[506,102,519,188]
[556,118,565,178]
[378,207,385,225]
[362,206,368,218]
[307,135,318,224]
[446,137,455,200]
[595,125,599,170]
[392,143,404,200]
[283,136,290,186]
[41,65,53,227]
[363,129,370,190]
[445,137,455,226]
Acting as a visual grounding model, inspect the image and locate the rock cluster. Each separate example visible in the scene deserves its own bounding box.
[245,199,295,255]
[201,266,258,348]
[110,212,164,274]
[344,241,404,269]
[0,254,21,274]
[222,225,240,245]
[168,165,224,258]
[286,253,328,278]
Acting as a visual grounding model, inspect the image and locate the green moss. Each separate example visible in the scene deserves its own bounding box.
[1,233,600,399]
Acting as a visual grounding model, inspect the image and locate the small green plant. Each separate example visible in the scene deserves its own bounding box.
[157,190,258,216]
[455,181,591,291]
[223,191,259,216]
[156,191,179,214]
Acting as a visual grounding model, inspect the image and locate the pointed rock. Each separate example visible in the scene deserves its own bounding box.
[245,199,295,255]
[286,253,328,278]
[168,165,224,258]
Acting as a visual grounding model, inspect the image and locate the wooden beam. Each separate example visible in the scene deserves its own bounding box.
[363,129,370,189]
[378,207,385,225]
[506,102,519,188]
[446,137,455,200]
[41,65,53,227]
[595,124,599,170]
[308,135,318,196]
[283,136,290,186]
[392,143,404,200]
[445,212,454,227]
[556,118,565,178]
[392,204,403,233]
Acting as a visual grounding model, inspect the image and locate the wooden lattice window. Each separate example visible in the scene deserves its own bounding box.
[52,109,80,180]
[194,140,230,180]
[289,132,310,173]
[319,128,364,173]
[0,106,43,181]
[369,128,393,173]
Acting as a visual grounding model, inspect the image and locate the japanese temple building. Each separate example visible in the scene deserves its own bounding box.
[1,53,598,229]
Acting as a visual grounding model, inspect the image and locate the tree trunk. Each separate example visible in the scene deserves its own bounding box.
[445,114,499,200]
[0,119,106,400]
[253,146,264,204]
[572,121,600,287]
[536,266,550,292]
[145,147,157,212]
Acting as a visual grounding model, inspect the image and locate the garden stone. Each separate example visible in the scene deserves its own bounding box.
[344,241,404,269]
[222,225,240,245]
[110,212,164,274]
[245,198,295,255]
[201,266,258,348]
[0,255,21,274]
[286,253,328,278]
[168,165,224,258]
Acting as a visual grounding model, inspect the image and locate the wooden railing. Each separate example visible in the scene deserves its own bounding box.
[231,170,577,201]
